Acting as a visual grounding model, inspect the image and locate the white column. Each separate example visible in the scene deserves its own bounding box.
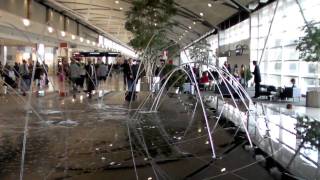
[3,46,7,66]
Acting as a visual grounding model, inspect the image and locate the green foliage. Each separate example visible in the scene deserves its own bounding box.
[162,64,185,88]
[296,23,320,62]
[296,116,320,151]
[188,39,212,64]
[167,43,180,59]
[125,0,177,52]
[244,67,252,82]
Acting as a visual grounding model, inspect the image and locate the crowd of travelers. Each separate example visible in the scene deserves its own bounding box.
[180,61,251,92]
[0,60,48,96]
[0,56,144,102]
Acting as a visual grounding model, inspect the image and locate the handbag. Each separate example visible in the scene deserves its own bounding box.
[22,74,30,79]
[125,91,136,101]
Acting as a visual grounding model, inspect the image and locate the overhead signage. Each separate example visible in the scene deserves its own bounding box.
[75,52,121,57]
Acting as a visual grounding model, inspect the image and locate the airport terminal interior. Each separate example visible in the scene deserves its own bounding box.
[0,0,320,179]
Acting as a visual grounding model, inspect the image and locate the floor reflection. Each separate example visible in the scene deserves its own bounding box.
[0,75,274,180]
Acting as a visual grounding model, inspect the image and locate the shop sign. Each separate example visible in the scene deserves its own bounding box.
[60,42,68,48]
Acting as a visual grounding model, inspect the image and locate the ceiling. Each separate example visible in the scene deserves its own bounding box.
[51,0,254,47]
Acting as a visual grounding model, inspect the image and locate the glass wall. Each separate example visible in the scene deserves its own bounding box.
[219,19,250,46]
[250,0,320,93]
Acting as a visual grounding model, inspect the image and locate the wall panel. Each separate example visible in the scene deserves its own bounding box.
[30,1,46,24]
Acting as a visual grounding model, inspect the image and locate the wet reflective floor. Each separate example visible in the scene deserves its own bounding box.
[0,74,274,180]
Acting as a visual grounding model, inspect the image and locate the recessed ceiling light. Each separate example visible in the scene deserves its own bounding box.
[200,12,204,16]
[154,23,157,26]
[185,30,188,32]
[86,40,90,44]
[120,7,123,10]
[22,18,30,27]
[80,37,84,42]
[208,3,212,7]
[193,21,196,25]
[47,26,53,33]
[249,2,259,10]
[115,0,119,4]
[71,34,76,40]
[61,31,66,37]
[188,26,192,29]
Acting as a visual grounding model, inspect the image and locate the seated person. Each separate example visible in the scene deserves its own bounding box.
[199,71,210,90]
[279,78,296,100]
[290,78,296,88]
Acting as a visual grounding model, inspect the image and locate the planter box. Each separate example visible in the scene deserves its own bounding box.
[168,87,180,94]
[183,83,195,94]
[246,86,255,97]
[306,90,320,108]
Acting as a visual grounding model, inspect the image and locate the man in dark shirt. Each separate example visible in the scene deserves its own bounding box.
[122,59,130,87]
[85,59,96,98]
[252,61,261,98]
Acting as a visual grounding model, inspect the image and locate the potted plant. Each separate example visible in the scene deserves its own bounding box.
[162,64,185,93]
[296,22,320,107]
[244,66,252,87]
[287,115,320,168]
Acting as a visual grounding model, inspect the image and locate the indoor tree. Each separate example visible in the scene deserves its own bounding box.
[296,22,320,86]
[188,39,212,65]
[287,115,320,168]
[125,0,177,53]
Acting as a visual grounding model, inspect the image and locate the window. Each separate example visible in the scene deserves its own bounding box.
[283,62,299,74]
[250,0,320,93]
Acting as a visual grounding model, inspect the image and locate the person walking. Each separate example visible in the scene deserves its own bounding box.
[69,59,81,98]
[97,62,108,86]
[13,62,20,77]
[122,60,129,87]
[78,62,86,91]
[34,61,42,88]
[43,61,49,86]
[85,59,97,99]
[20,60,31,96]
[125,59,139,101]
[240,64,245,87]
[252,61,261,98]
[2,65,16,94]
